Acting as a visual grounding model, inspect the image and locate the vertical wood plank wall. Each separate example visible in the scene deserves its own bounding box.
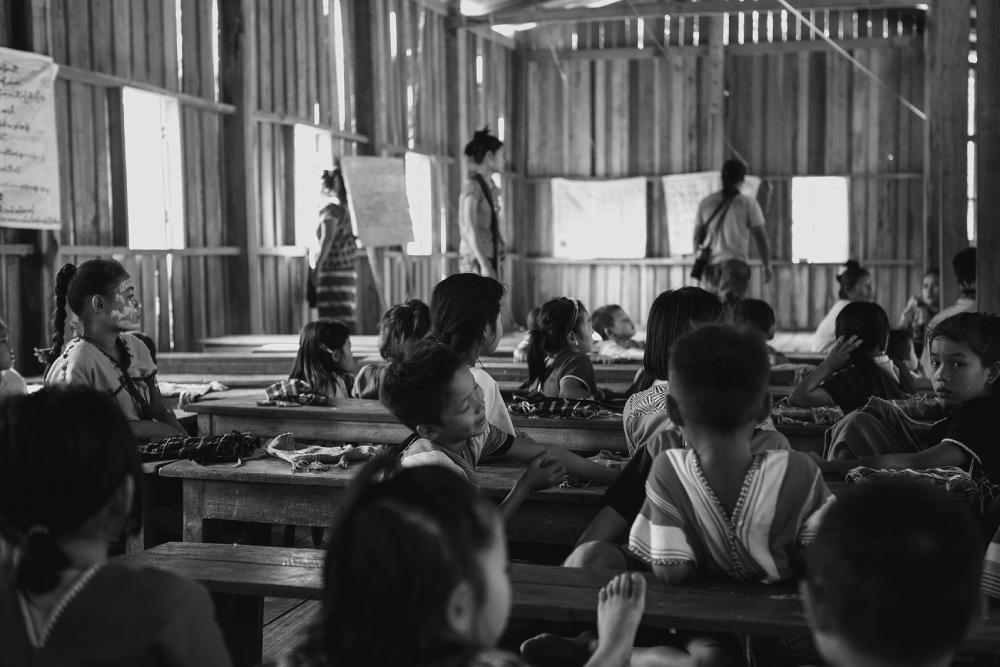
[510,9,927,330]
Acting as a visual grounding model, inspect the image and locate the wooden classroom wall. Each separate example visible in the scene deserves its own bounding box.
[509,8,927,331]
[1,0,236,372]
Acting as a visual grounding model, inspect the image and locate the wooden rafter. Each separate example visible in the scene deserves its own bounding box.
[452,0,927,27]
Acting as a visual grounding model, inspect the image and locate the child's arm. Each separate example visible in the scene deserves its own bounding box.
[574,506,630,546]
[505,437,620,485]
[788,335,862,408]
[499,450,566,521]
[146,378,187,435]
[812,441,970,475]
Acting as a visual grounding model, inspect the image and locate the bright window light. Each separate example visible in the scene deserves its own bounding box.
[791,176,849,263]
[293,125,334,266]
[332,0,348,130]
[405,152,433,256]
[122,88,185,249]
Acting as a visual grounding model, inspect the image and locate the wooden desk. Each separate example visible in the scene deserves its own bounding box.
[159,458,604,547]
[114,542,1000,666]
[188,397,628,453]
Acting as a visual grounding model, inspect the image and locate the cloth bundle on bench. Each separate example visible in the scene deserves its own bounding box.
[771,403,844,427]
[265,432,383,472]
[259,379,330,407]
[138,431,262,464]
[507,391,625,419]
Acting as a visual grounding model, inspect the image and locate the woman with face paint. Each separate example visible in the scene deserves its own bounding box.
[41,260,186,442]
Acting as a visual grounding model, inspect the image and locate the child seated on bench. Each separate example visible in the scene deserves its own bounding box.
[725,298,789,366]
[289,319,357,399]
[381,340,619,520]
[290,457,646,667]
[803,480,982,667]
[591,304,644,362]
[0,386,229,666]
[524,297,601,399]
[353,299,430,399]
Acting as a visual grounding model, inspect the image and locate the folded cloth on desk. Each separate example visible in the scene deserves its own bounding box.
[138,431,263,464]
[158,380,229,410]
[771,403,844,426]
[265,432,382,472]
[845,465,981,504]
[261,379,330,407]
[507,391,625,419]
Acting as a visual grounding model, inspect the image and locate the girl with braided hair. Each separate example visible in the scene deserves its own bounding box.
[524,297,600,399]
[41,259,185,442]
[459,127,506,280]
[0,386,229,665]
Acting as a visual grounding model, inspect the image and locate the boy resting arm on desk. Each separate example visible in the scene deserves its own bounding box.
[380,340,619,520]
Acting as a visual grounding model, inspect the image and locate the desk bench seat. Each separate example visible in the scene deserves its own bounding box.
[117,542,1000,666]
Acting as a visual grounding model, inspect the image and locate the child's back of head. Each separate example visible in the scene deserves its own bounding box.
[378,299,431,361]
[312,456,504,667]
[0,386,139,595]
[381,339,466,432]
[290,320,354,397]
[668,324,769,432]
[835,301,890,359]
[725,298,777,339]
[642,287,722,382]
[804,480,982,667]
[430,273,505,361]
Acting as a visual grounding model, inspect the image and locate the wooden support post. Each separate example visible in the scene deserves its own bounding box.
[700,17,725,170]
[924,0,970,306]
[220,0,260,334]
[977,0,1000,314]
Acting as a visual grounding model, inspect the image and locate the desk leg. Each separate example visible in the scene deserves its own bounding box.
[212,592,263,667]
[127,470,160,554]
[183,480,207,542]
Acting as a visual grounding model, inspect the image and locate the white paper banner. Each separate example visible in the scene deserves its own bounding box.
[340,156,414,248]
[0,47,60,231]
[551,177,647,259]
[661,171,761,256]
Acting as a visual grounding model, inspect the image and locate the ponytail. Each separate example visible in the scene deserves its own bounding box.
[522,297,583,390]
[42,263,77,371]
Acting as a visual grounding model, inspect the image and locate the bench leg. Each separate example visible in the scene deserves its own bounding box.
[212,592,263,667]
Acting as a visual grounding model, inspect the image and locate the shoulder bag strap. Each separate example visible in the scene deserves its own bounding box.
[698,192,737,250]
[471,174,501,271]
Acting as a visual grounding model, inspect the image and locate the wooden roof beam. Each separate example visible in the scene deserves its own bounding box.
[452,0,928,27]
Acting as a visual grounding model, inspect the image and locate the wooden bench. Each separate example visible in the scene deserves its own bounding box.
[115,542,1000,666]
[187,397,629,453]
[158,458,605,548]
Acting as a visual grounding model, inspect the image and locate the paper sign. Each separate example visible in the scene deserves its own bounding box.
[340,156,414,248]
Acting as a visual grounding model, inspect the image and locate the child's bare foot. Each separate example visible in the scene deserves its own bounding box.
[588,572,646,667]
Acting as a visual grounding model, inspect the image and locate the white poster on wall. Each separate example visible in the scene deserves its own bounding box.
[551,177,647,259]
[340,156,414,248]
[661,172,761,256]
[0,47,60,231]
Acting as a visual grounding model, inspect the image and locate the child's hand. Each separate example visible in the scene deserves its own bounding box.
[513,348,527,363]
[517,450,567,493]
[822,335,863,371]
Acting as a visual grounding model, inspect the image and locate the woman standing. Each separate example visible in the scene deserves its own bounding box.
[313,168,358,330]
[459,127,506,280]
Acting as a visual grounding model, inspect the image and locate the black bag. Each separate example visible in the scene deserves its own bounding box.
[690,193,736,281]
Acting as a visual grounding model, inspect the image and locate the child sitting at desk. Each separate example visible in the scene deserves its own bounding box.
[289,457,645,667]
[353,299,430,399]
[725,298,790,366]
[0,386,229,666]
[803,480,982,667]
[289,320,357,399]
[524,297,600,399]
[0,317,27,397]
[789,301,913,412]
[525,326,831,666]
[380,340,619,520]
[41,260,185,442]
[591,304,644,362]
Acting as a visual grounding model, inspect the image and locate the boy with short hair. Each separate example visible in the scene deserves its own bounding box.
[591,304,644,362]
[380,340,619,519]
[803,480,983,667]
[629,325,832,584]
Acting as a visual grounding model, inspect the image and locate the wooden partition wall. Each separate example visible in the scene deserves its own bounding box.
[508,7,926,330]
